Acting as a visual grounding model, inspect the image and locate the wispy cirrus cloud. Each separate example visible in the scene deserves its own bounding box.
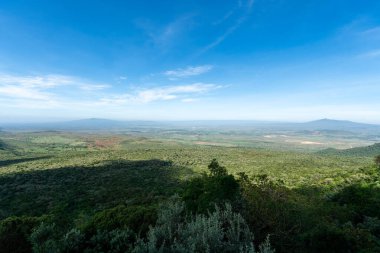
[357,49,380,59]
[164,65,213,80]
[136,14,194,50]
[197,0,254,56]
[338,21,380,43]
[360,26,380,38]
[100,83,221,105]
[336,23,380,60]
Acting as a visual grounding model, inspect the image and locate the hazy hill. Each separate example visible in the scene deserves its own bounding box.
[61,118,128,129]
[318,143,380,157]
[300,119,379,131]
[1,118,379,133]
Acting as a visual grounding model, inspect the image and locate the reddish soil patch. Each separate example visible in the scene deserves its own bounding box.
[87,137,122,149]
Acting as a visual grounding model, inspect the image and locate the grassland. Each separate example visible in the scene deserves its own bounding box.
[0,131,373,183]
[0,129,379,252]
[0,131,375,217]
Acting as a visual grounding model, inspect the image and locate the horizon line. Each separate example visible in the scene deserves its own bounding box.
[1,118,380,126]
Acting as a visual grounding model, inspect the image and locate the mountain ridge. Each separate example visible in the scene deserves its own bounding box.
[1,118,379,131]
[318,143,380,157]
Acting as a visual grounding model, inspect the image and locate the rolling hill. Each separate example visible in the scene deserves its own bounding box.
[318,143,380,157]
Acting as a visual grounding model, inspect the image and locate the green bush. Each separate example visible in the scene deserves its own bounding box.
[87,228,135,253]
[332,182,380,219]
[84,205,157,236]
[134,196,274,253]
[375,155,380,169]
[30,222,135,253]
[30,222,61,253]
[208,158,228,177]
[27,197,273,253]
[360,216,380,238]
[60,229,85,253]
[238,173,302,251]
[0,216,42,253]
[182,159,240,213]
[301,221,380,253]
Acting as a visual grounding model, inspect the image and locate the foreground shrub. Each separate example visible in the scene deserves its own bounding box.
[60,228,85,252]
[83,204,157,236]
[301,220,380,253]
[375,155,380,170]
[28,197,272,253]
[134,196,274,253]
[332,182,380,219]
[0,216,42,253]
[182,159,240,213]
[237,173,302,251]
[30,222,60,253]
[30,222,135,253]
[86,228,135,253]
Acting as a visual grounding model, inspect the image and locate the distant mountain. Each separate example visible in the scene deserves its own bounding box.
[296,119,380,132]
[303,118,376,128]
[318,143,380,157]
[241,118,380,134]
[61,118,127,129]
[1,118,379,132]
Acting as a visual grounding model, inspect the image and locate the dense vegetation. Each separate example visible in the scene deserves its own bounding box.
[0,131,379,252]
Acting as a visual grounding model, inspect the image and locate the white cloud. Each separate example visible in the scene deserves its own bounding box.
[0,73,112,111]
[0,74,66,101]
[0,74,73,89]
[0,73,223,114]
[0,85,53,100]
[79,84,110,91]
[164,65,213,79]
[137,83,215,102]
[0,73,110,100]
[100,83,220,105]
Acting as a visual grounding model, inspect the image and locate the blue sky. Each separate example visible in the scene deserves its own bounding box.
[0,0,380,123]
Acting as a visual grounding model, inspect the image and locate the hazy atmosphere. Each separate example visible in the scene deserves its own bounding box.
[1,0,380,122]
